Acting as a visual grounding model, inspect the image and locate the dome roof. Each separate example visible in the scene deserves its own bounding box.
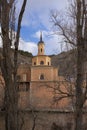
[38,40,44,44]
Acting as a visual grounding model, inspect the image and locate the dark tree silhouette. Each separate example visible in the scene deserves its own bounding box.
[0,0,27,130]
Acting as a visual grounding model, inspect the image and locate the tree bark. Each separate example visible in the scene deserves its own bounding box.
[1,1,18,130]
[75,0,85,129]
[0,0,27,130]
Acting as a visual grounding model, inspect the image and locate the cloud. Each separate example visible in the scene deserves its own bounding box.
[18,30,62,56]
[0,1,70,56]
[29,0,68,12]
[18,38,38,55]
[0,27,37,56]
[0,28,69,56]
[15,0,69,56]
[45,35,62,55]
[16,0,69,27]
[32,30,63,55]
[33,30,48,39]
[28,0,68,29]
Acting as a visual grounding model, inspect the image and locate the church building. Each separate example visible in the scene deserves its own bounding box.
[17,32,71,110]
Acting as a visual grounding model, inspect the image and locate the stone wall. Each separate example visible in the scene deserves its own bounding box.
[0,110,87,130]
[31,66,58,81]
[30,81,71,109]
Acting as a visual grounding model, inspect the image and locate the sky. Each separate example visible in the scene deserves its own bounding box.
[0,0,69,56]
[16,0,69,56]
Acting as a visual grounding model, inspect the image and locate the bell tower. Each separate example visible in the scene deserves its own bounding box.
[38,32,45,55]
[32,31,51,66]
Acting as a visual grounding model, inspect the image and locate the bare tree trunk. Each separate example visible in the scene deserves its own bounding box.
[1,1,18,130]
[75,46,83,130]
[75,0,85,129]
[0,0,27,130]
[50,0,87,129]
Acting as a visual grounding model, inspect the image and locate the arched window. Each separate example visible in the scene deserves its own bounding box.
[40,74,44,80]
[41,48,42,52]
[40,61,44,65]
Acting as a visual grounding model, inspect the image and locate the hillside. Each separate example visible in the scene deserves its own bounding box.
[14,49,32,65]
[51,49,77,77]
[0,48,32,65]
[0,48,77,77]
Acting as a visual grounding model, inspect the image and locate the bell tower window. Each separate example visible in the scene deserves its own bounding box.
[40,61,44,65]
[41,48,42,52]
[40,74,44,80]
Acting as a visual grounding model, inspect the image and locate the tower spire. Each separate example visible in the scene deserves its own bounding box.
[38,31,45,55]
[40,31,42,42]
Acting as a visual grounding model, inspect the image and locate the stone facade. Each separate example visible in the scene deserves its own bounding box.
[1,33,87,130]
[0,111,87,130]
[0,33,72,110]
[17,33,71,110]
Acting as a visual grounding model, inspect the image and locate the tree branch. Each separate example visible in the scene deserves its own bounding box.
[14,0,27,76]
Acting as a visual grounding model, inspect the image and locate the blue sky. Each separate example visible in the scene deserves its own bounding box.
[16,0,69,55]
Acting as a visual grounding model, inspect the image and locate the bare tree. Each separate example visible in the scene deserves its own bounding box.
[50,0,87,130]
[31,109,37,130]
[0,0,27,130]
[52,79,75,110]
[18,111,25,130]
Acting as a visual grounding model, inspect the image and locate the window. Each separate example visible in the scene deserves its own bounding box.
[34,62,36,65]
[41,48,42,52]
[40,74,44,80]
[17,84,26,91]
[40,61,44,65]
[48,62,49,65]
[17,82,30,92]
